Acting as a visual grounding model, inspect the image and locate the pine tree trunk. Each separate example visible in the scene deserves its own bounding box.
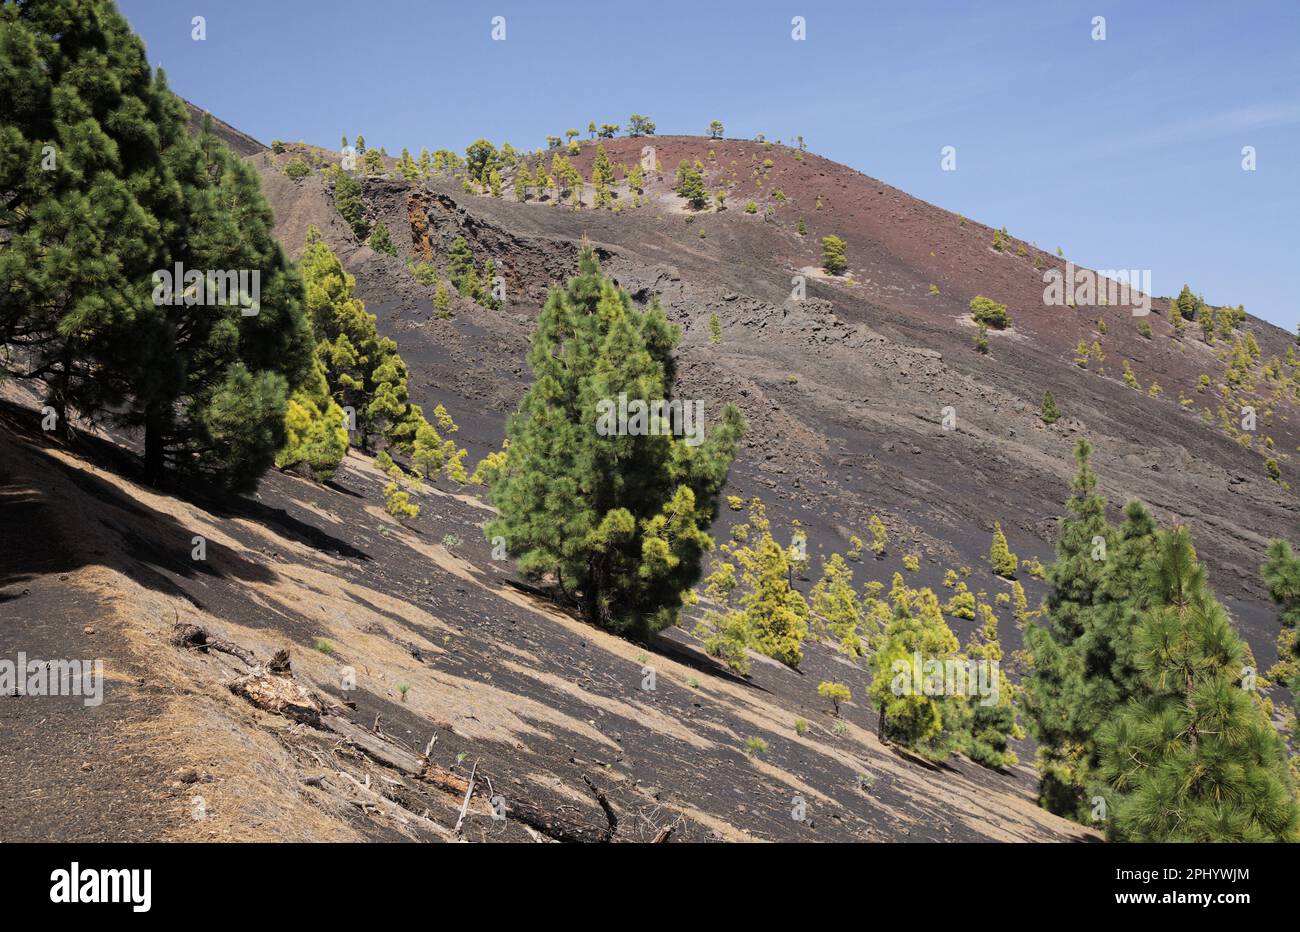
[51,342,71,439]
[144,405,164,486]
[877,703,887,743]
[51,392,67,440]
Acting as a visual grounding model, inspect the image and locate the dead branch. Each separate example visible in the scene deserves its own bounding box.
[417,731,438,772]
[583,775,618,842]
[336,769,459,842]
[454,760,478,836]
[170,621,258,667]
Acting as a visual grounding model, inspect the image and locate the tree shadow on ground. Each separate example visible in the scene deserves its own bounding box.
[0,400,370,607]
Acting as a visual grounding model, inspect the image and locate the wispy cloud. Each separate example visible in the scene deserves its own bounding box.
[1070,100,1300,161]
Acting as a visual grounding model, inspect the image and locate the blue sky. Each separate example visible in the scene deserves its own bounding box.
[118,0,1300,331]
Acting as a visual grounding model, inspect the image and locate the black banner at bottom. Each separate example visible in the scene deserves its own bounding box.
[0,841,1279,918]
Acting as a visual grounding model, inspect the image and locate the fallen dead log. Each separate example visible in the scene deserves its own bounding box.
[410,757,615,843]
[322,713,616,841]
[336,769,459,842]
[324,714,424,772]
[170,623,624,842]
[228,667,323,727]
[170,621,258,667]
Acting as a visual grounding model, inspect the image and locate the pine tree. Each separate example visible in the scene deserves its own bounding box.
[469,440,509,486]
[333,171,369,239]
[2,3,316,488]
[513,165,529,201]
[818,681,851,715]
[447,236,480,299]
[551,153,574,199]
[298,229,464,474]
[487,246,744,637]
[990,523,1018,577]
[276,357,349,481]
[743,533,810,666]
[700,501,810,673]
[1171,309,1185,339]
[1011,580,1030,625]
[411,407,462,481]
[365,352,419,449]
[1060,497,1160,718]
[821,235,847,275]
[361,149,384,176]
[1022,440,1116,816]
[627,114,655,136]
[811,553,866,656]
[370,222,396,256]
[1022,447,1168,821]
[384,480,419,521]
[964,601,1019,769]
[1,1,177,433]
[970,295,1009,329]
[1262,539,1300,712]
[675,160,707,209]
[300,229,382,441]
[943,581,976,620]
[868,514,887,557]
[433,280,452,319]
[398,147,418,181]
[697,558,751,674]
[708,312,721,344]
[480,258,501,310]
[140,110,312,488]
[1096,528,1300,841]
[464,138,498,183]
[1040,389,1061,425]
[869,579,965,759]
[591,144,615,208]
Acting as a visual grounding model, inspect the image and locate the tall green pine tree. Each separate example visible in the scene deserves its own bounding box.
[486,246,744,637]
[1022,440,1117,818]
[1096,528,1299,842]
